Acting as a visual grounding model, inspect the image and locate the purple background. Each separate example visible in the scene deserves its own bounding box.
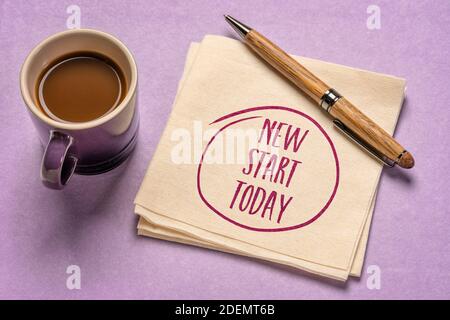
[1,0,449,299]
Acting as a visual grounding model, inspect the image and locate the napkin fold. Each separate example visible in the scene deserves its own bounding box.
[134,36,405,281]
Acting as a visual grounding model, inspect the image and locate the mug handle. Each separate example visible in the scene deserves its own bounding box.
[40,130,78,190]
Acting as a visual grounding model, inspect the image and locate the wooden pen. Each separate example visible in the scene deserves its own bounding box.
[225,15,414,169]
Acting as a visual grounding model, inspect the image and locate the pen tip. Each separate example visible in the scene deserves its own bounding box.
[223,15,252,38]
[398,151,415,169]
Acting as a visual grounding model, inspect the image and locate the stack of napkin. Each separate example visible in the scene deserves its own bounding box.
[134,35,405,281]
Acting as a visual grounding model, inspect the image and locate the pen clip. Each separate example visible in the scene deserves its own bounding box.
[332,120,396,167]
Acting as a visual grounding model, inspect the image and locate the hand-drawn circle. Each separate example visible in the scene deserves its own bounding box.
[197,106,340,232]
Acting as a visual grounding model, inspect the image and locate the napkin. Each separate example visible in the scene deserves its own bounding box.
[135,36,405,281]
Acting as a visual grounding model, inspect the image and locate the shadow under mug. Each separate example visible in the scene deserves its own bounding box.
[20,29,139,190]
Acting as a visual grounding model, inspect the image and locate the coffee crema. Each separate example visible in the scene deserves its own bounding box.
[36,51,127,123]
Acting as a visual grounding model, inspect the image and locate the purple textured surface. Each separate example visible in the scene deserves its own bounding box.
[1,0,449,299]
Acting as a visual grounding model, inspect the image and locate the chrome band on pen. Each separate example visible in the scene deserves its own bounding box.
[321,88,397,167]
[320,88,342,112]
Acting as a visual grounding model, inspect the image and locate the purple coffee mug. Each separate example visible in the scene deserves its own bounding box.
[20,29,139,189]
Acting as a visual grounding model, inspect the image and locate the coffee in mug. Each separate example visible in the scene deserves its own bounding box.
[37,51,127,123]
